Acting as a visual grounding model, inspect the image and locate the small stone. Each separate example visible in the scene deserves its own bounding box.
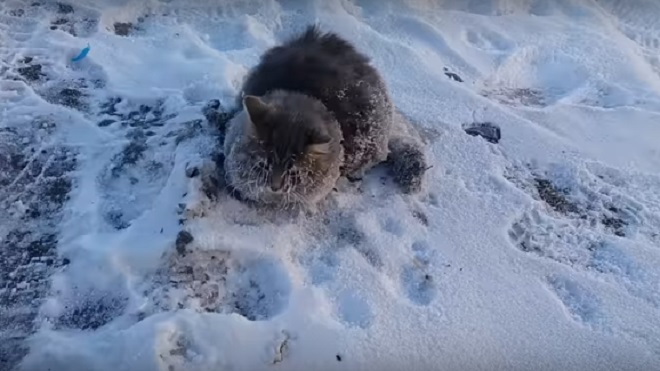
[17,64,43,81]
[113,22,133,36]
[177,203,186,214]
[463,122,501,144]
[185,166,200,178]
[207,99,221,110]
[175,231,194,255]
[57,2,74,13]
[445,71,463,82]
[98,119,115,127]
[443,67,463,82]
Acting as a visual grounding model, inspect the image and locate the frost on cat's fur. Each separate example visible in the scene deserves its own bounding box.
[223,91,344,207]
[223,25,427,208]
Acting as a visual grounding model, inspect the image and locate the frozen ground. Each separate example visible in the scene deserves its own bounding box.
[1,0,660,370]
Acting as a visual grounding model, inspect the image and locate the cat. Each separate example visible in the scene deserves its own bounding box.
[222,25,428,208]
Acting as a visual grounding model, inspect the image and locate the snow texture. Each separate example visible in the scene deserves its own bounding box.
[1,0,660,370]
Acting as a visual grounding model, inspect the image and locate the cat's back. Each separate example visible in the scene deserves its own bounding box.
[240,26,386,110]
[240,25,393,177]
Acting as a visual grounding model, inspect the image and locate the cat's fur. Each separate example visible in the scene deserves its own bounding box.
[223,25,427,208]
[224,90,344,206]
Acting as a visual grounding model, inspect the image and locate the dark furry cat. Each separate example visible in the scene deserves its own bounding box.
[223,25,427,208]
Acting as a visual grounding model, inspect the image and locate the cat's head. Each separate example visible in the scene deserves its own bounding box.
[241,92,340,194]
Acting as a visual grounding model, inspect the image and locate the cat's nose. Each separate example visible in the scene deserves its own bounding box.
[270,172,284,191]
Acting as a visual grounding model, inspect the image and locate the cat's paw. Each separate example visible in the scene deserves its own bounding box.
[386,136,428,194]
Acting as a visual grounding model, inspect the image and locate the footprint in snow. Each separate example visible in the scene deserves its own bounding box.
[336,291,373,329]
[589,242,660,308]
[334,213,384,269]
[150,244,292,321]
[401,240,438,306]
[546,275,605,329]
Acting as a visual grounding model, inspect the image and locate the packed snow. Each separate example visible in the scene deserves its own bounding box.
[1,0,660,370]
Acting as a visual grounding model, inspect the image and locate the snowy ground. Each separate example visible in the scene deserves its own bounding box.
[2,0,660,370]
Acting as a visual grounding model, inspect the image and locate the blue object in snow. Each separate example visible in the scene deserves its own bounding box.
[71,44,90,62]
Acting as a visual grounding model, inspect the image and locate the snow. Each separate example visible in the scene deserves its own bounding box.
[1,0,660,370]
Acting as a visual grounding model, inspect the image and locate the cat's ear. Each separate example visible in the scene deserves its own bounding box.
[306,132,332,156]
[243,95,271,128]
